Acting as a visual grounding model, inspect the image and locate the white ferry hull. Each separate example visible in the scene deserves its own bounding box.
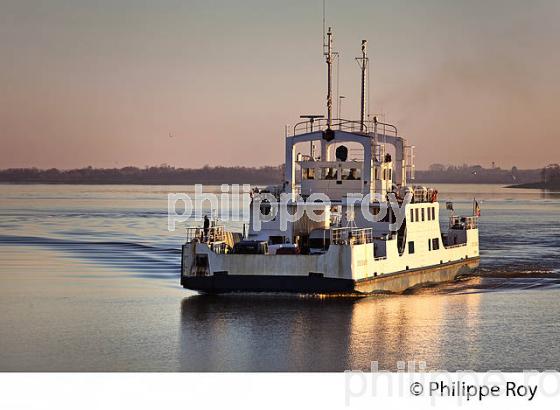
[181,257,479,295]
[181,229,480,295]
[353,257,479,294]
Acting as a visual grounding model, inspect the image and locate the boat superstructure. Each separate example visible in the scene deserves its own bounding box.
[180,29,479,294]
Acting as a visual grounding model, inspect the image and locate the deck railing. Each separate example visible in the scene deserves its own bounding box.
[449,216,478,230]
[289,118,398,138]
[186,225,226,243]
[330,227,373,245]
[292,119,367,136]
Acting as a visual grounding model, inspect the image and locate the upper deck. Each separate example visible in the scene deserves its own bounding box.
[283,117,414,201]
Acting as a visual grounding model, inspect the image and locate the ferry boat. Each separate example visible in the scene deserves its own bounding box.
[180,29,479,295]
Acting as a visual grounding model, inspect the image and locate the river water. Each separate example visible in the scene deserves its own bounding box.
[0,184,559,371]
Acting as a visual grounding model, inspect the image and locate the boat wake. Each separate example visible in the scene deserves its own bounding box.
[407,265,560,295]
[0,234,181,281]
[1,234,558,294]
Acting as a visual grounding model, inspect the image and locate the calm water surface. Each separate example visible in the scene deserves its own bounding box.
[0,184,559,371]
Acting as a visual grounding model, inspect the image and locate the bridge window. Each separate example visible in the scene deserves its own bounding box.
[410,209,414,222]
[341,168,361,180]
[408,241,415,254]
[415,208,419,222]
[431,207,436,220]
[322,168,338,180]
[421,208,425,221]
[303,168,315,180]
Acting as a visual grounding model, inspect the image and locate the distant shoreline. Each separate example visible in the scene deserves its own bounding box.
[507,182,560,190]
[0,166,283,186]
[0,180,517,186]
[0,181,281,186]
[0,165,546,186]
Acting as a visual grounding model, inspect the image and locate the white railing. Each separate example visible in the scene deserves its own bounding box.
[330,227,373,245]
[186,225,226,243]
[290,118,399,138]
[449,216,478,230]
[292,119,367,136]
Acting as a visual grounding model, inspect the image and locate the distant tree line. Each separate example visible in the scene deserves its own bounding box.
[0,163,551,185]
[0,165,284,185]
[415,163,542,184]
[507,163,560,189]
[542,164,560,184]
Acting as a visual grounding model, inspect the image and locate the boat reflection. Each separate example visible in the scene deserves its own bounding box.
[179,290,481,371]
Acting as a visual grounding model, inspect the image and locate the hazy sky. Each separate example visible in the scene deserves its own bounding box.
[1,0,559,169]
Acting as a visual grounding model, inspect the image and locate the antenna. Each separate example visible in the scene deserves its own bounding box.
[322,0,326,53]
[321,2,334,129]
[335,51,340,119]
[356,40,368,132]
[325,27,333,129]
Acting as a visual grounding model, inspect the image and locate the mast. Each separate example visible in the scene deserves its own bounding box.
[356,40,368,132]
[325,27,333,129]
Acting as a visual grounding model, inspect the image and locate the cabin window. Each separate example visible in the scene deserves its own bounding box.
[421,208,425,221]
[432,207,436,220]
[410,209,414,222]
[322,168,338,180]
[415,208,419,222]
[383,168,392,180]
[260,202,271,215]
[428,239,432,251]
[341,168,361,180]
[408,241,415,254]
[432,238,440,250]
[303,168,315,180]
